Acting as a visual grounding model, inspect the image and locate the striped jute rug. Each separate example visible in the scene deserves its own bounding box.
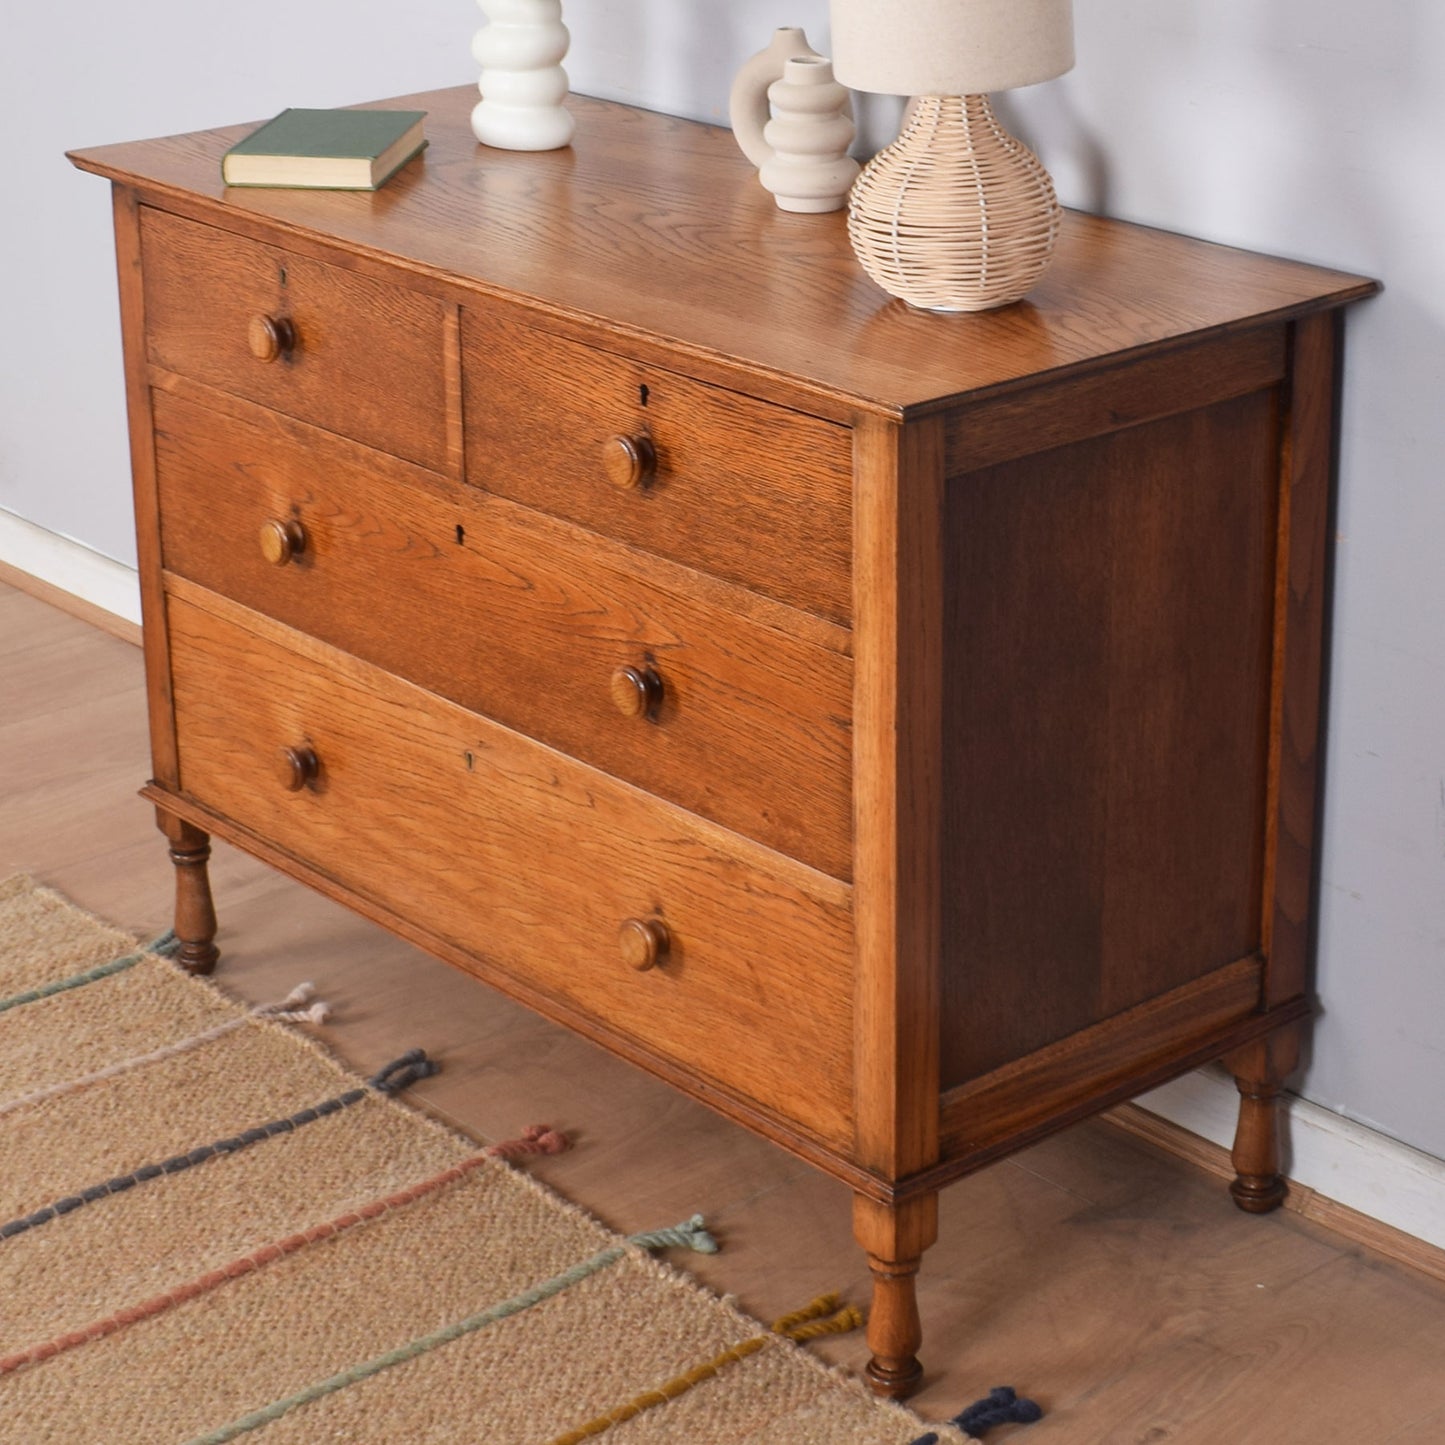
[0,876,975,1444]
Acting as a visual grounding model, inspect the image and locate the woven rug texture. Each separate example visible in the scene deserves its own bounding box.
[0,876,969,1444]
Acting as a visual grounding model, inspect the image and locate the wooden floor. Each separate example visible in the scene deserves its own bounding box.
[4,577,1445,1442]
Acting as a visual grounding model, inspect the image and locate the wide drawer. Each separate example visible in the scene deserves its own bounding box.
[166,590,856,1147]
[140,208,451,471]
[153,388,853,879]
[461,308,853,624]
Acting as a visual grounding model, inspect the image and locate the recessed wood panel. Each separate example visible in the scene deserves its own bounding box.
[940,391,1280,1088]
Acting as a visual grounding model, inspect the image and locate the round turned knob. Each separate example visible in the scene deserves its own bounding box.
[619,917,669,972]
[259,518,307,567]
[248,314,296,363]
[610,664,664,719]
[602,434,656,490]
[275,744,319,792]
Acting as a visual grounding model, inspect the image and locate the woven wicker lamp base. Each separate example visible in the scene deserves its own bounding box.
[847,94,1062,312]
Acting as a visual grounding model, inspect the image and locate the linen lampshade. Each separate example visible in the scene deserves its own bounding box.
[830,0,1075,98]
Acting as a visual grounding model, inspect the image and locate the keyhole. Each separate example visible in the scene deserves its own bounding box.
[639,383,650,407]
[455,524,465,545]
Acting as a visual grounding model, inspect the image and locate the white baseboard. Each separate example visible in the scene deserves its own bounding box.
[0,509,141,627]
[1139,1069,1445,1252]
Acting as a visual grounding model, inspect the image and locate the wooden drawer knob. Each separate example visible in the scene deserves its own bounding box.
[276,744,319,792]
[619,917,669,971]
[602,434,656,490]
[610,664,663,719]
[248,314,296,363]
[259,518,307,566]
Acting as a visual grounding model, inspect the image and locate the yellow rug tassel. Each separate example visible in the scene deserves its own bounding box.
[548,1291,864,1445]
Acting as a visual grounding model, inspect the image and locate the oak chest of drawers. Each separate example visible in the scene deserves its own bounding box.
[71,86,1376,1394]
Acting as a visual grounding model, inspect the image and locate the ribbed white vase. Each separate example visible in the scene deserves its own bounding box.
[758,57,859,214]
[471,0,575,152]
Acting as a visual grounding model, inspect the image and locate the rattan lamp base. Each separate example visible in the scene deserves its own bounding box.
[847,95,1062,312]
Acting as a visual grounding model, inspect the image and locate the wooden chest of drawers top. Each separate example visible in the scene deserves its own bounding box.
[70,86,1373,424]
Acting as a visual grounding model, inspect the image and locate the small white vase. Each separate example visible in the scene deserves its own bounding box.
[729,27,824,170]
[759,57,859,214]
[471,0,574,152]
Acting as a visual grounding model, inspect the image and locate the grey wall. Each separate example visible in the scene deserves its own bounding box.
[7,2,1442,1159]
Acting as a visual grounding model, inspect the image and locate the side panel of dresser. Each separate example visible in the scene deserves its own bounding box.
[925,322,1333,1178]
[845,321,1341,1395]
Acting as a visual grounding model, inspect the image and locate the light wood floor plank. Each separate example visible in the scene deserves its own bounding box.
[4,578,1445,1438]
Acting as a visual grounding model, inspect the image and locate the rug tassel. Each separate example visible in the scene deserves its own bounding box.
[628,1214,719,1254]
[770,1292,843,1334]
[910,1385,1044,1443]
[367,1049,439,1094]
[484,1124,569,1160]
[255,982,332,1025]
[148,929,180,959]
[774,1299,863,1342]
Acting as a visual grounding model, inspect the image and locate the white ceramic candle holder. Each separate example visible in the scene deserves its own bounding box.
[759,57,859,214]
[471,0,575,152]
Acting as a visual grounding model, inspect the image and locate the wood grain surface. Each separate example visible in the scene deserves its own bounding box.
[70,90,1376,420]
[463,304,854,622]
[940,389,1281,1087]
[151,386,852,878]
[141,208,453,472]
[164,585,855,1146]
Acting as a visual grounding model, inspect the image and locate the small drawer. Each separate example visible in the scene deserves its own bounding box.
[140,208,450,471]
[461,308,853,624]
[153,389,853,879]
[167,592,856,1147]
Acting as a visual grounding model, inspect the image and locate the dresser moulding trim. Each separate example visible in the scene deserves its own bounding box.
[113,186,180,789]
[1261,312,1339,1008]
[943,324,1288,476]
[926,993,1314,1200]
[941,954,1268,1151]
[851,413,945,1182]
[146,367,855,660]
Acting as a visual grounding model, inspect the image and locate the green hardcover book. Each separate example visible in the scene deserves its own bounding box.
[221,108,427,190]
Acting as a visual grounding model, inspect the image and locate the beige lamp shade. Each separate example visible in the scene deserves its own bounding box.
[830,0,1074,97]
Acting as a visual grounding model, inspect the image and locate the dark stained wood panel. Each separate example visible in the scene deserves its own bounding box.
[71,89,1376,420]
[939,390,1280,1088]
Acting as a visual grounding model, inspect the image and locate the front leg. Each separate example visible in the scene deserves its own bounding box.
[156,810,220,975]
[853,1191,938,1400]
[1224,1025,1301,1213]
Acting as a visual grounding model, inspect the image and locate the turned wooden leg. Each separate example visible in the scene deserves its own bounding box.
[1224,1026,1301,1213]
[853,1191,938,1400]
[157,811,220,975]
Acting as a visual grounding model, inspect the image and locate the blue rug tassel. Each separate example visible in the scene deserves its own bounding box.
[910,1385,1043,1442]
